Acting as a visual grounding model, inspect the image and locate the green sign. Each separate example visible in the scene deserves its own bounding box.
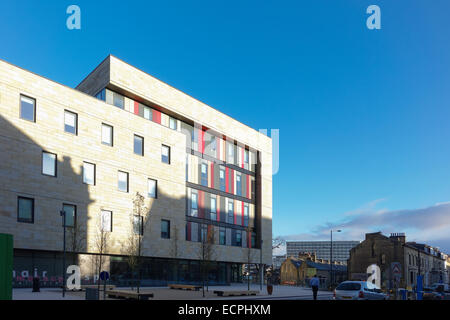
[0,234,13,300]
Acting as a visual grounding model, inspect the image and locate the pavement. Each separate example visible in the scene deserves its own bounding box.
[13,284,333,300]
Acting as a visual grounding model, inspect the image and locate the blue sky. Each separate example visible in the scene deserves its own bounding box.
[1,1,450,251]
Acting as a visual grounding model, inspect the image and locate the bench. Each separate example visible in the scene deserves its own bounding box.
[106,289,154,300]
[168,284,202,291]
[213,290,259,297]
[78,284,116,291]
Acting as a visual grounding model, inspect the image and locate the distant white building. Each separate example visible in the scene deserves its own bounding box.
[286,241,360,263]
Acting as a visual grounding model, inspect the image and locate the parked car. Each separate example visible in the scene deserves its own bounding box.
[334,281,388,300]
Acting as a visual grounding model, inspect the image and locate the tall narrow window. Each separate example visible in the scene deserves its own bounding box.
[227,142,235,164]
[133,215,143,235]
[244,149,249,169]
[227,200,234,224]
[210,196,217,221]
[101,123,113,146]
[118,171,129,192]
[201,163,208,186]
[162,145,170,164]
[83,162,96,185]
[101,210,112,232]
[95,89,105,101]
[42,151,57,177]
[251,232,256,248]
[20,95,36,122]
[17,197,34,223]
[200,224,208,243]
[161,220,170,239]
[113,92,124,109]
[169,117,177,130]
[143,106,152,120]
[64,110,78,135]
[148,178,157,198]
[63,204,76,228]
[219,227,226,245]
[236,173,242,196]
[191,191,198,217]
[235,230,242,247]
[134,135,144,156]
[244,204,249,227]
[219,166,226,192]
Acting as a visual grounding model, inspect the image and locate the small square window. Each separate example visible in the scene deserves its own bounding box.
[148,179,157,198]
[162,145,170,164]
[64,110,78,135]
[20,95,36,122]
[83,162,96,185]
[134,135,144,156]
[42,151,57,177]
[101,124,113,146]
[18,197,34,223]
[118,171,129,192]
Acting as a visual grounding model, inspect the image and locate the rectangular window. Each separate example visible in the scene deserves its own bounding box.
[133,215,143,235]
[244,149,249,169]
[143,106,152,120]
[101,210,112,232]
[244,204,249,227]
[161,220,170,239]
[101,124,113,146]
[169,117,177,130]
[251,232,256,248]
[95,89,105,101]
[162,145,170,164]
[235,230,242,247]
[219,227,226,245]
[227,142,235,164]
[134,135,144,156]
[148,178,157,198]
[219,167,226,192]
[113,92,124,109]
[63,204,76,228]
[64,110,78,135]
[118,171,129,192]
[20,95,35,122]
[191,191,198,217]
[42,151,56,177]
[227,200,234,224]
[83,162,96,185]
[17,197,34,223]
[200,224,208,243]
[210,196,217,221]
[236,173,242,196]
[201,163,208,186]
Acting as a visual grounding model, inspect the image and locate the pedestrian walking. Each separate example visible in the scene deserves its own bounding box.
[310,274,319,300]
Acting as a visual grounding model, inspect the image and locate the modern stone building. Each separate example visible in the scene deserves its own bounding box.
[348,232,447,290]
[0,55,273,287]
[286,240,360,263]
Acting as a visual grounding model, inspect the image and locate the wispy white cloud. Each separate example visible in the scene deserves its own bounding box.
[275,200,450,255]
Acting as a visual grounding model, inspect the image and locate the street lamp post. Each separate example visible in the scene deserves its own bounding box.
[60,209,66,298]
[260,239,263,291]
[330,229,341,287]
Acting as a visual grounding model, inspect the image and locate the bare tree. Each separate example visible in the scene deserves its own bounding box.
[244,226,256,292]
[272,236,286,250]
[67,222,86,265]
[123,192,150,294]
[199,225,216,297]
[92,212,111,294]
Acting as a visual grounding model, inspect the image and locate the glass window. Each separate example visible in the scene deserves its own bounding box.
[101,210,112,232]
[134,135,144,156]
[133,215,143,235]
[148,178,157,198]
[169,117,177,130]
[244,204,249,227]
[17,197,34,223]
[235,230,242,247]
[42,151,56,177]
[219,166,226,192]
[113,92,124,109]
[236,173,242,196]
[200,224,208,243]
[201,163,208,186]
[251,232,256,248]
[83,162,95,185]
[64,110,77,135]
[143,106,152,120]
[20,95,35,122]
[161,220,170,239]
[118,171,129,192]
[227,142,235,164]
[219,228,226,245]
[227,200,234,224]
[244,149,249,169]
[162,145,170,164]
[191,191,198,217]
[63,204,76,228]
[210,197,217,221]
[101,124,113,146]
[95,89,105,101]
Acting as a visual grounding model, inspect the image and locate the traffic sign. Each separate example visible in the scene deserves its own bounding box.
[99,271,109,281]
[391,262,402,277]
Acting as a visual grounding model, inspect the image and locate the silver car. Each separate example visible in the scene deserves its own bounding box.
[334,281,388,300]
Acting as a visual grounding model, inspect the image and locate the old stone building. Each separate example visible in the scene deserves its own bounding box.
[280,252,347,288]
[348,232,447,290]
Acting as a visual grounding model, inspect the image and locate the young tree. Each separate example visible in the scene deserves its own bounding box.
[66,221,86,265]
[199,224,216,297]
[93,211,111,294]
[244,226,257,292]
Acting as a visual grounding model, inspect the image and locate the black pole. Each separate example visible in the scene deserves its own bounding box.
[330,230,333,287]
[260,239,263,290]
[60,210,66,298]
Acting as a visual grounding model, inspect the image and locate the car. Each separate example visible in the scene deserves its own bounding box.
[334,281,388,300]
